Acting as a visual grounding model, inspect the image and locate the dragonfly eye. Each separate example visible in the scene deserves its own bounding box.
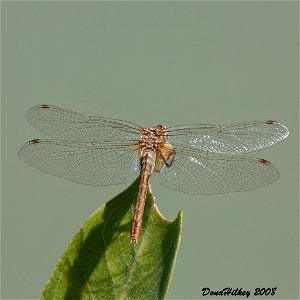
[155,125,166,131]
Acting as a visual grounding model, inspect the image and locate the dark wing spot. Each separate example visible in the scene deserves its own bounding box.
[37,104,50,109]
[265,120,277,125]
[259,158,270,165]
[29,139,40,144]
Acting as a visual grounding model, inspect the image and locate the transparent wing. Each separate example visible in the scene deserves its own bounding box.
[167,121,289,155]
[18,139,140,185]
[25,105,143,141]
[159,146,279,194]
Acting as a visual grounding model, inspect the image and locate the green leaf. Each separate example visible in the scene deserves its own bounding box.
[41,177,182,300]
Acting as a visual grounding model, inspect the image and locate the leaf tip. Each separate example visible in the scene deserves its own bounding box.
[177,209,183,219]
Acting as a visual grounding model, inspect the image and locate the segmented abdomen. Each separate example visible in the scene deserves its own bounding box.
[130,149,156,243]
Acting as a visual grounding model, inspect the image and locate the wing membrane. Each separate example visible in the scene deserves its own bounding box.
[167,121,289,155]
[18,139,139,185]
[25,105,143,141]
[159,146,279,194]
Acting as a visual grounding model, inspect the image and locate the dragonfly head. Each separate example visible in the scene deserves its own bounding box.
[154,124,166,131]
[152,124,167,137]
[142,125,167,138]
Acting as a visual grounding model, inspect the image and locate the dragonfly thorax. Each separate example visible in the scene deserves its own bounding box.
[141,125,167,144]
[139,125,176,173]
[139,125,168,153]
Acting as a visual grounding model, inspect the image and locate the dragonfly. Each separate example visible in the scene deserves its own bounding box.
[19,105,289,243]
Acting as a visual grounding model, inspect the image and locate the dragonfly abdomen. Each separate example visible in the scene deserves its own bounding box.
[130,148,156,244]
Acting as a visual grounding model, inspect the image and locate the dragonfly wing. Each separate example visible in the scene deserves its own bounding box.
[25,105,143,141]
[18,140,139,185]
[159,147,279,194]
[167,121,289,155]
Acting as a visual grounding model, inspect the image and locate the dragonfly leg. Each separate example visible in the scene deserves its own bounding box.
[162,154,175,168]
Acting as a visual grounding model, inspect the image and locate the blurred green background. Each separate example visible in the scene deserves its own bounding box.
[1,1,298,299]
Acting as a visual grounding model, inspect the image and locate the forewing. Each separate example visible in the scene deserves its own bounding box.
[25,105,142,141]
[18,140,139,186]
[167,121,289,155]
[159,147,279,194]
